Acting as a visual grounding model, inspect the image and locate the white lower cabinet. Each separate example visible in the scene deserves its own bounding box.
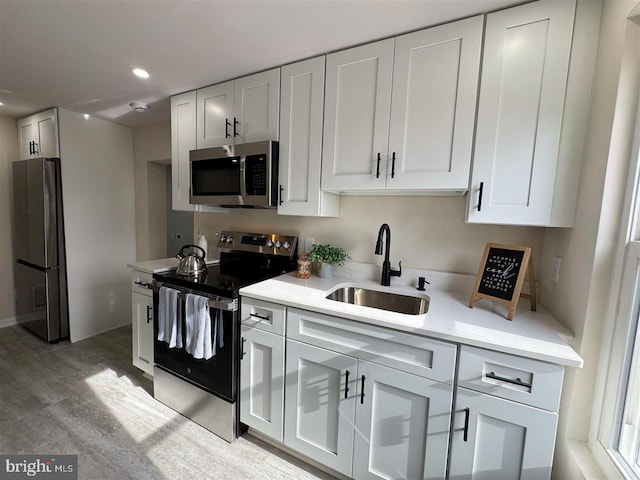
[449,387,557,480]
[238,298,566,480]
[284,339,358,476]
[449,345,563,480]
[353,360,453,480]
[240,326,285,442]
[239,298,287,441]
[283,308,456,479]
[131,270,154,376]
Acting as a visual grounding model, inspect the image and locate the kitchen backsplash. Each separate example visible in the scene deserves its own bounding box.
[195,195,544,275]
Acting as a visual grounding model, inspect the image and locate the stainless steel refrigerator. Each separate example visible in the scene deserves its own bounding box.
[12,157,69,342]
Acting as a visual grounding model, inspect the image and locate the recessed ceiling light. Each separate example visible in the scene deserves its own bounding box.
[131,67,150,79]
[0,101,4,106]
[84,114,90,120]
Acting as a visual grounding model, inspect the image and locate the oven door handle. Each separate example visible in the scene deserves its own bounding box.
[208,298,238,312]
[149,281,238,312]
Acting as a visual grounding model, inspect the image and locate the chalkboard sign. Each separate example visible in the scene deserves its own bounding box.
[469,243,536,320]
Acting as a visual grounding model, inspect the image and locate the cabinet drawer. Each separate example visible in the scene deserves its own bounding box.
[458,345,564,412]
[287,307,456,383]
[131,270,153,297]
[240,298,286,335]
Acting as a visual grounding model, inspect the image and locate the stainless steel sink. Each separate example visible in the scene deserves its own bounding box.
[325,286,429,315]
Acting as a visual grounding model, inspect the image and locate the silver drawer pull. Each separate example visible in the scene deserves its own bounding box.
[135,281,150,288]
[250,312,271,322]
[486,371,532,389]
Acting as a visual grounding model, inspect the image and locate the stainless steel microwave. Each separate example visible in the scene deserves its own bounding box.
[189,140,278,208]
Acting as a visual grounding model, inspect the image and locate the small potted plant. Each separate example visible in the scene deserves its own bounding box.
[308,243,350,279]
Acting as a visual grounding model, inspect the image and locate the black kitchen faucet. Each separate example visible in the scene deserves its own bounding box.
[375,223,402,286]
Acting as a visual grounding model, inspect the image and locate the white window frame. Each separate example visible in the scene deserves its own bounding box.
[591,6,640,476]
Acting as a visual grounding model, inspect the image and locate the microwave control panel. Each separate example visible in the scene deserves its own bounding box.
[245,154,267,196]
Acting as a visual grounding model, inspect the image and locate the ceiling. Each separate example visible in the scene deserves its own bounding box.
[0,0,526,128]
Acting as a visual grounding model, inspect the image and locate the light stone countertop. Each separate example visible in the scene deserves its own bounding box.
[127,257,219,274]
[239,269,583,368]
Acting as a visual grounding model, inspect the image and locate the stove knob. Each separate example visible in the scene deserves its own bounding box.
[226,236,233,243]
[275,240,282,249]
[266,239,274,247]
[283,241,291,250]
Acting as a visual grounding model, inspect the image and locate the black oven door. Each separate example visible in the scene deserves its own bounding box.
[153,291,238,403]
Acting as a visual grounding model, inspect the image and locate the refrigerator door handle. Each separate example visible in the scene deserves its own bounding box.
[16,259,59,272]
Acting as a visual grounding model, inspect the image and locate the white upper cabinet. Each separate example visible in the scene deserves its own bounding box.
[234,69,280,144]
[278,56,339,217]
[170,91,226,213]
[196,69,280,149]
[196,81,234,148]
[389,16,483,192]
[467,0,591,226]
[322,17,483,194]
[18,108,59,160]
[171,91,197,211]
[322,39,394,192]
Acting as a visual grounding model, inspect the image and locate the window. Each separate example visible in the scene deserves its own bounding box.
[595,9,640,474]
[610,243,640,478]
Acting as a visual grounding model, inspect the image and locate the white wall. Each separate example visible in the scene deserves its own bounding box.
[195,195,546,275]
[0,115,18,325]
[58,109,136,342]
[537,1,640,478]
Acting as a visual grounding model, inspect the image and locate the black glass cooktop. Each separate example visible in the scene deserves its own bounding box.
[153,252,295,298]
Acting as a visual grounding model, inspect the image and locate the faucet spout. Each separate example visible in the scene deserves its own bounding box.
[374,223,401,286]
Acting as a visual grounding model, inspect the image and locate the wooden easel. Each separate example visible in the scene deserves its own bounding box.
[469,243,537,320]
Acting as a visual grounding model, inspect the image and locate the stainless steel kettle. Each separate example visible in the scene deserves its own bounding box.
[176,244,207,277]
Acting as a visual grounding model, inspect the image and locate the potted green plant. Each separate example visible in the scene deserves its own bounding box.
[308,243,350,279]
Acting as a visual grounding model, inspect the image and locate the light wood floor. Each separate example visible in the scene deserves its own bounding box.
[0,324,335,480]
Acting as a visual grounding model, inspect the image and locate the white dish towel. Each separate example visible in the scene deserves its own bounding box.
[184,294,224,360]
[157,286,182,348]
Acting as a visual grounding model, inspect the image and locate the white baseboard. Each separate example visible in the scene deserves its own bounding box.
[0,316,19,329]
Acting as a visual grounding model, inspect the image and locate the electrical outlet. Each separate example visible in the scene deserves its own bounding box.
[551,256,562,284]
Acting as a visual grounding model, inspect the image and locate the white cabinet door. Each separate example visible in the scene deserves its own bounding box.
[449,387,558,480]
[388,17,482,192]
[171,91,227,213]
[171,91,198,211]
[284,339,357,477]
[278,57,339,217]
[240,326,285,441]
[322,39,394,192]
[196,81,234,148]
[132,290,154,376]
[467,0,576,225]
[233,68,280,144]
[18,108,59,160]
[353,360,453,480]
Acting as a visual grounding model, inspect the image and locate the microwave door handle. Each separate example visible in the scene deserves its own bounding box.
[239,155,247,199]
